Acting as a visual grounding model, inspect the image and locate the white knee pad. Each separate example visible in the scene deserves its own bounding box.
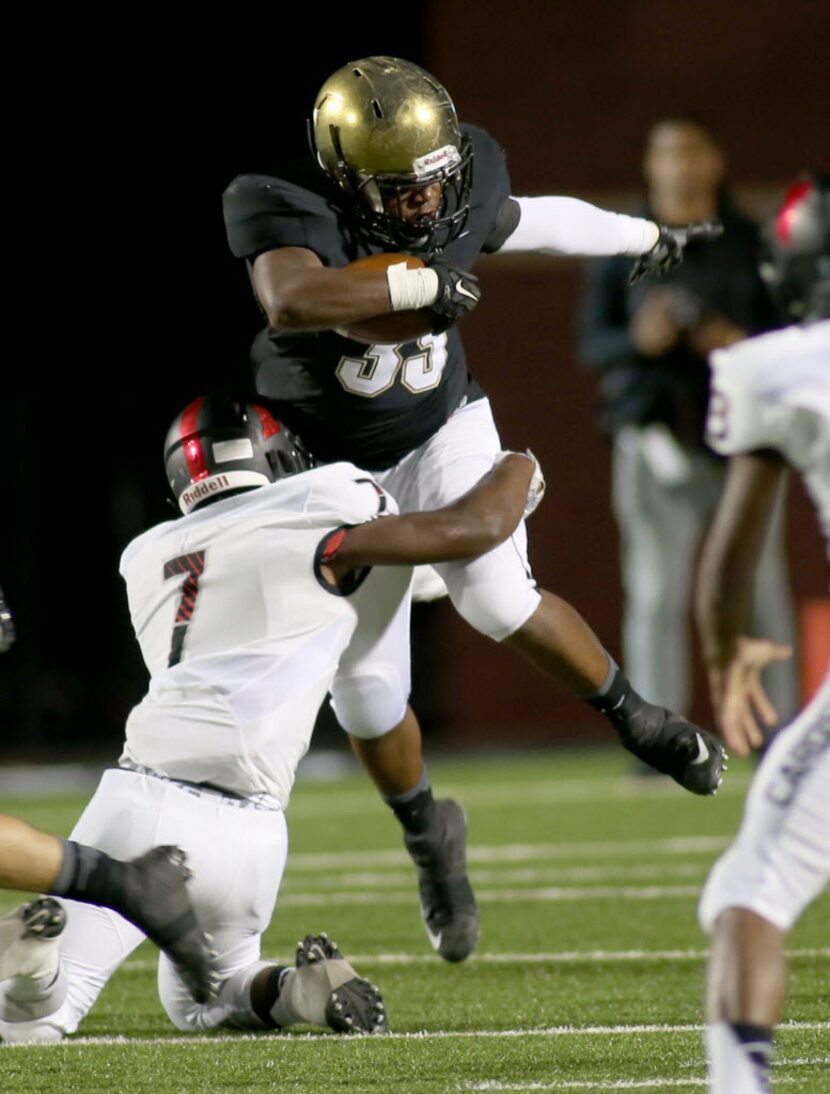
[330,668,409,741]
[438,534,540,643]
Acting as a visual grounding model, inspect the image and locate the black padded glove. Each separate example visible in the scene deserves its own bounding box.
[629,218,724,284]
[427,264,482,332]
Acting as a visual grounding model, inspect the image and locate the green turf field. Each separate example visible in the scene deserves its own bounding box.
[1,748,828,1092]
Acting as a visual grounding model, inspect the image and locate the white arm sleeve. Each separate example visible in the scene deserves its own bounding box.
[499,196,660,257]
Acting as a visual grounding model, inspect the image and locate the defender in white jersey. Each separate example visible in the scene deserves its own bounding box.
[0,394,537,1043]
[695,172,830,1094]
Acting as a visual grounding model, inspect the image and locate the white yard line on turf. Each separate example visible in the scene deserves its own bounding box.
[288,774,750,816]
[459,1079,801,1091]
[6,1021,828,1049]
[119,947,830,973]
[283,862,710,890]
[287,836,731,871]
[277,884,703,906]
[461,1064,830,1091]
[462,1082,717,1091]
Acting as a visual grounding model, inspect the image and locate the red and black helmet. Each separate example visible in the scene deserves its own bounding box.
[761,170,830,321]
[164,394,315,515]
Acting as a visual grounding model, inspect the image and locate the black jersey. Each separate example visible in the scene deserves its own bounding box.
[223,125,514,470]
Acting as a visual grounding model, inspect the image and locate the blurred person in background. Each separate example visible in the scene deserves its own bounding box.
[695,172,829,1094]
[580,117,798,735]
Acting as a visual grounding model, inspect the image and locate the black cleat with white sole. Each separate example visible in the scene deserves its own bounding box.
[404,800,479,962]
[296,933,388,1034]
[21,897,66,940]
[115,846,220,1004]
[0,897,67,984]
[589,676,727,796]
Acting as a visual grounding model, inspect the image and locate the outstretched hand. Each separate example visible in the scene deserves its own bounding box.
[629,218,724,284]
[707,636,793,757]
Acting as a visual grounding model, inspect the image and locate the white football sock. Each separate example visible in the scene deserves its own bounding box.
[706,1021,772,1093]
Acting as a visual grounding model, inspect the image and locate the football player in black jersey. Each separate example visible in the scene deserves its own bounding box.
[223,56,726,964]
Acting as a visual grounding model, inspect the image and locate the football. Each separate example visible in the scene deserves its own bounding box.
[338,253,435,345]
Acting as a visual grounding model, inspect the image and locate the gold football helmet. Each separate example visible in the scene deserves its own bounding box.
[310,56,473,255]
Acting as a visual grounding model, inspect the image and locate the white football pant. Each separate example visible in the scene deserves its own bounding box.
[0,768,288,1040]
[699,668,830,932]
[375,397,541,641]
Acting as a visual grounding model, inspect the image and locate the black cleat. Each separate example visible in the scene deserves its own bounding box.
[589,671,727,796]
[604,696,726,795]
[404,800,479,962]
[296,933,388,1034]
[118,846,220,1004]
[0,897,66,982]
[22,897,66,940]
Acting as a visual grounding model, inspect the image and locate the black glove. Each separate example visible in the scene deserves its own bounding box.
[427,264,481,333]
[629,218,724,285]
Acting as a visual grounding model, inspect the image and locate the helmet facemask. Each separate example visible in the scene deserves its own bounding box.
[311,57,474,259]
[350,135,473,257]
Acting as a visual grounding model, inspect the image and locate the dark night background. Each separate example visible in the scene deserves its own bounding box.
[2,4,828,764]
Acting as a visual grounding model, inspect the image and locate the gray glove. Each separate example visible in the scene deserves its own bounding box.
[629,218,724,284]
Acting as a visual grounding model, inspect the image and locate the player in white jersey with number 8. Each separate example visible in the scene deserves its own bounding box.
[695,171,830,1094]
[0,394,538,1043]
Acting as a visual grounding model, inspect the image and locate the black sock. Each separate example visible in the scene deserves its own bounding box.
[250,965,289,1029]
[48,839,131,912]
[385,770,437,835]
[731,1022,773,1089]
[584,663,646,744]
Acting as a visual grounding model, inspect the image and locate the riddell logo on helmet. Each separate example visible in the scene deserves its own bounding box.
[414,145,460,179]
[182,475,230,509]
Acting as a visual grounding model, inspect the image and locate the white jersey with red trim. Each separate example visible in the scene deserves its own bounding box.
[117,462,400,807]
[707,320,830,552]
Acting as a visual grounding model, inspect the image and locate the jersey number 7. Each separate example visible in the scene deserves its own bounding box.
[163,551,206,667]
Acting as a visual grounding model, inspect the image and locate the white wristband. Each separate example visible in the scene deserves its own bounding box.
[386,262,440,312]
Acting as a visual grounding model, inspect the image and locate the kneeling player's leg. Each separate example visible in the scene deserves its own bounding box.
[699,677,830,1092]
[155,798,387,1035]
[153,787,288,1032]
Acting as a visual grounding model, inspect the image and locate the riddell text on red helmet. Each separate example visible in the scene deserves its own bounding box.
[182,475,230,509]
